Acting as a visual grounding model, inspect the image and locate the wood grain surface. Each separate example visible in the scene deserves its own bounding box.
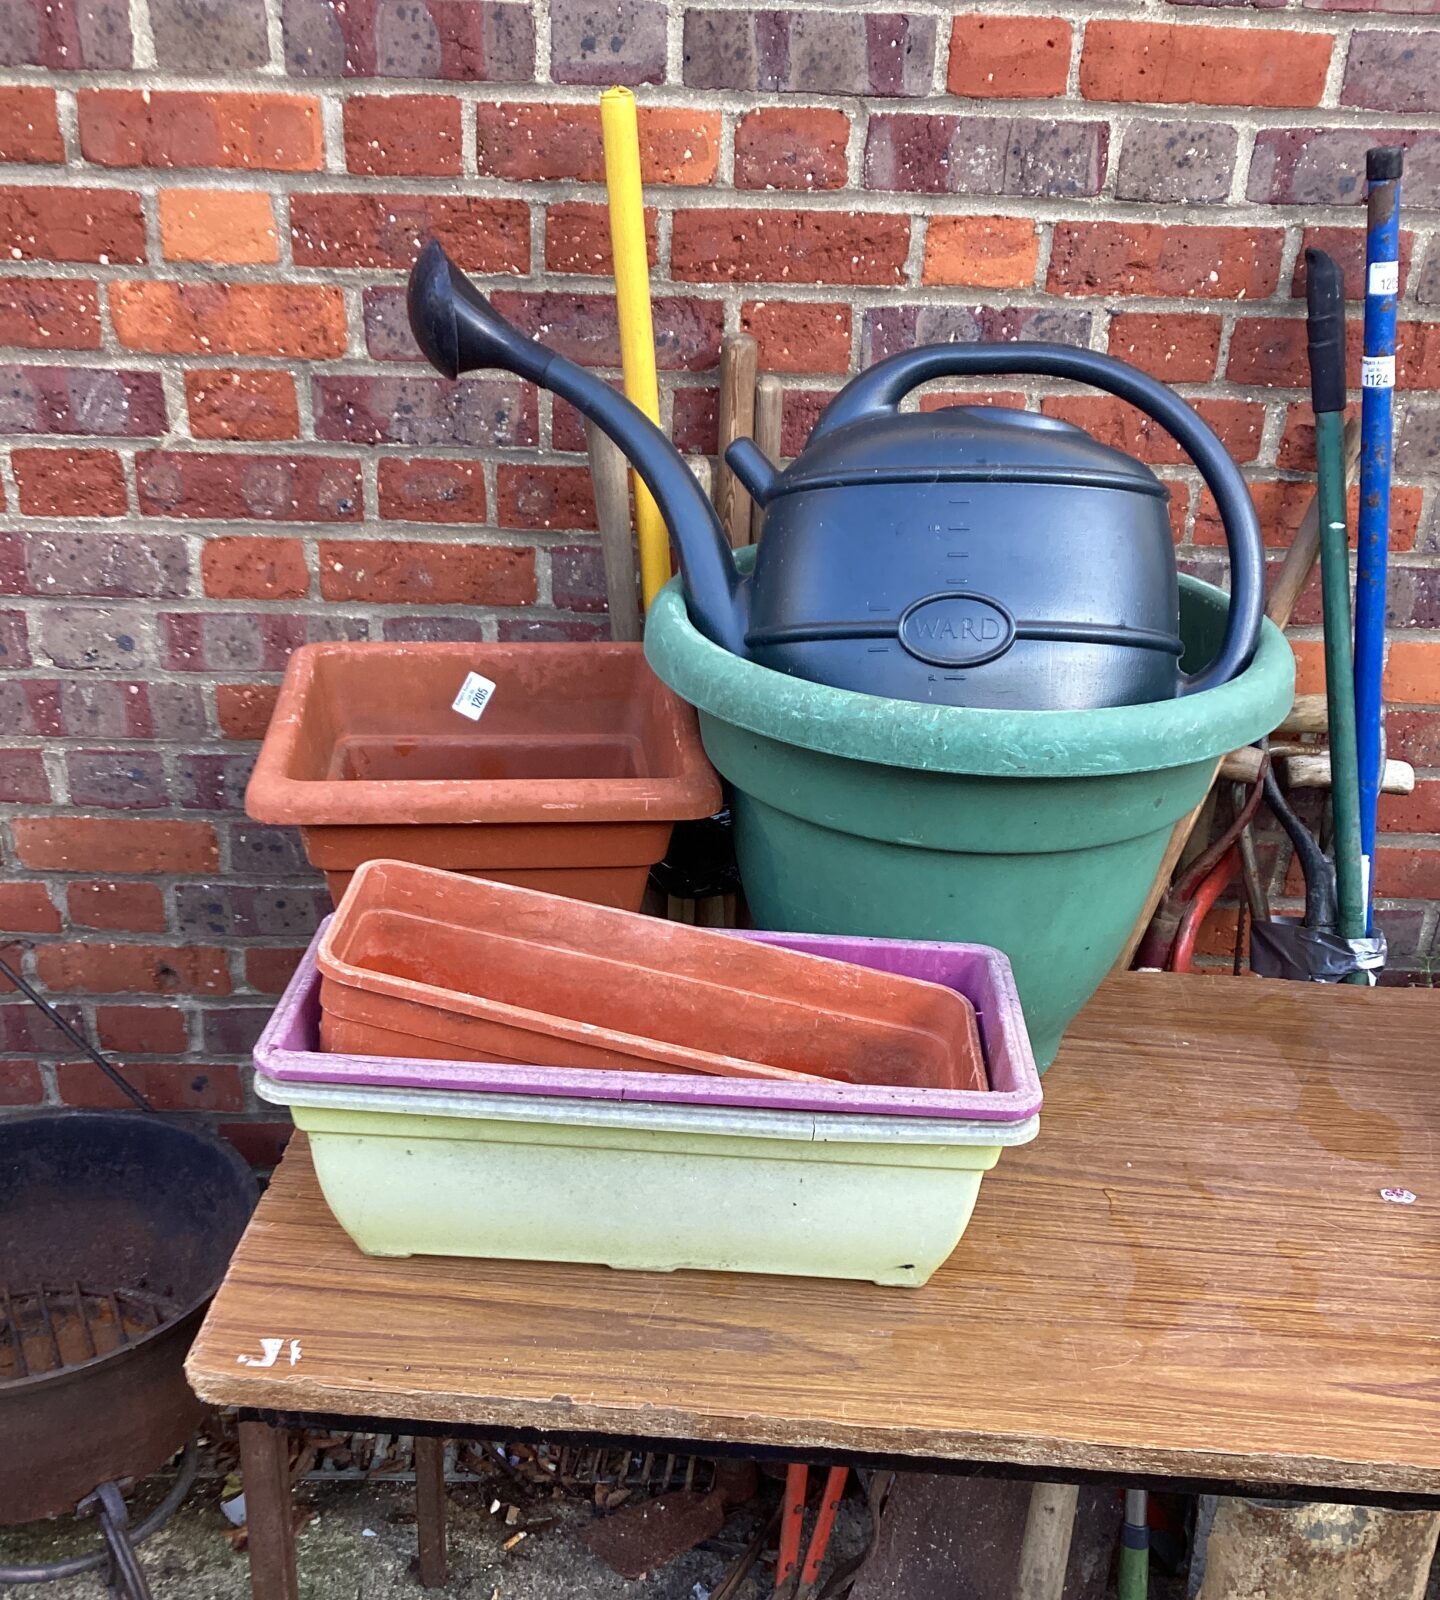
[189,974,1440,1493]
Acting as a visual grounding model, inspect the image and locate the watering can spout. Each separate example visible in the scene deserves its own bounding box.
[407,240,748,657]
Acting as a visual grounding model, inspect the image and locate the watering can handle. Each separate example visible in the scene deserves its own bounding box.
[808,343,1265,696]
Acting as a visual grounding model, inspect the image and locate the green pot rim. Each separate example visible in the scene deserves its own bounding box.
[645,565,1294,780]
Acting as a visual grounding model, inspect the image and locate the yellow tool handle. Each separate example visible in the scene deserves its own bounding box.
[600,86,671,610]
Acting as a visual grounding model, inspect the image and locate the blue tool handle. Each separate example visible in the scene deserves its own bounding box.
[1354,147,1404,928]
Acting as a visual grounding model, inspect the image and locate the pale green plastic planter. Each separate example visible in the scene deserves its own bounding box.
[257,1076,1037,1288]
[646,559,1294,1070]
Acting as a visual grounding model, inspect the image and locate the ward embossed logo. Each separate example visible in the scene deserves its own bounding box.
[898,593,1016,668]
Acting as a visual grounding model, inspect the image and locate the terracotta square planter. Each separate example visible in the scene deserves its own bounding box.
[245,642,721,908]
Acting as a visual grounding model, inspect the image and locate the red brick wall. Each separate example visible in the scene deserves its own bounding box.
[2,1,1439,1140]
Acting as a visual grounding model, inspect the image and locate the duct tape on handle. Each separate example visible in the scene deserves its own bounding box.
[1361,354,1396,390]
[1349,932,1388,975]
[1250,921,1386,983]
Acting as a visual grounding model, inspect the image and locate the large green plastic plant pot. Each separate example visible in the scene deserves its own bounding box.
[646,560,1293,1070]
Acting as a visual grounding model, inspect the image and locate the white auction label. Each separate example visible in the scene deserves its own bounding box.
[451,670,497,721]
[1368,260,1399,297]
[1361,354,1395,390]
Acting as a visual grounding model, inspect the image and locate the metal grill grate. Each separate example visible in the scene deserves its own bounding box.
[0,1285,175,1382]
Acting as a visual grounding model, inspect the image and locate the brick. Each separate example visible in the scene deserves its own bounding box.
[0,675,72,735]
[162,611,365,673]
[319,540,536,605]
[176,884,327,941]
[0,748,49,802]
[550,544,607,613]
[186,369,299,441]
[137,451,362,521]
[58,1061,244,1112]
[1108,313,1223,382]
[0,882,60,932]
[14,816,218,873]
[158,189,277,264]
[1249,129,1440,207]
[672,208,908,286]
[229,822,313,876]
[244,947,306,995]
[1228,317,1440,390]
[172,751,256,811]
[1290,226,1414,300]
[201,1009,274,1056]
[0,365,165,435]
[922,216,1039,289]
[378,458,487,523]
[864,304,1093,363]
[0,611,30,669]
[683,9,936,96]
[202,536,310,600]
[150,0,268,68]
[1304,0,1440,10]
[476,102,721,185]
[947,14,1070,98]
[290,193,528,271]
[0,1062,43,1107]
[13,448,126,517]
[39,605,149,671]
[735,108,849,192]
[865,114,1107,197]
[218,1119,294,1167]
[216,683,279,741]
[496,465,597,531]
[493,292,725,369]
[1081,22,1331,107]
[1398,399,1440,481]
[95,1004,187,1054]
[1373,846,1440,898]
[544,202,658,276]
[0,186,145,262]
[740,300,852,374]
[1115,121,1239,204]
[312,374,537,446]
[0,279,101,350]
[282,0,535,79]
[1386,640,1440,703]
[56,680,205,740]
[66,748,167,809]
[111,282,345,359]
[551,0,665,84]
[69,882,167,933]
[1419,241,1440,305]
[498,617,607,643]
[0,0,131,68]
[1044,396,1264,468]
[78,90,322,171]
[1389,709,1440,769]
[1343,30,1440,112]
[343,93,461,178]
[0,86,64,162]
[1048,223,1283,299]
[384,614,490,642]
[0,992,82,1049]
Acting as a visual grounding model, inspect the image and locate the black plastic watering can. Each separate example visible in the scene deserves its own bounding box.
[408,240,1265,711]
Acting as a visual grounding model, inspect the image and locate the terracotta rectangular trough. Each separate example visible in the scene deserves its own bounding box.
[245,641,721,908]
[316,861,988,1092]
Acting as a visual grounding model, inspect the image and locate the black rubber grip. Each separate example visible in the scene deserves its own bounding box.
[1367,146,1405,182]
[1305,248,1347,415]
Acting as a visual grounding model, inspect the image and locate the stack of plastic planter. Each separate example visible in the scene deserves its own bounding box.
[253,863,1043,1287]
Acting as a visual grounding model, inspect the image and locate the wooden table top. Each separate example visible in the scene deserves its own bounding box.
[189,972,1440,1495]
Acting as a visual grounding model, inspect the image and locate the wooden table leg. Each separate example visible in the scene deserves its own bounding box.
[238,1420,298,1600]
[413,1435,448,1588]
[1015,1481,1079,1600]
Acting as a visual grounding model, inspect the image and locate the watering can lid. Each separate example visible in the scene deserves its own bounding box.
[776,405,1168,499]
